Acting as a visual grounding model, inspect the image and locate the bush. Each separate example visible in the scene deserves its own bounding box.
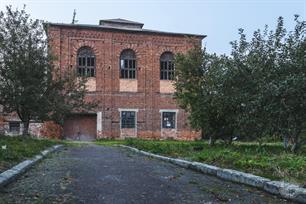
[40,121,63,139]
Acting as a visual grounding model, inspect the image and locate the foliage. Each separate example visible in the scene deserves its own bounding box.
[95,139,127,146]
[174,47,206,134]
[40,121,63,139]
[229,16,306,151]
[0,135,57,172]
[174,16,306,151]
[174,47,240,144]
[0,6,94,135]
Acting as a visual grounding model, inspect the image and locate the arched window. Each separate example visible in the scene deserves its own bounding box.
[120,49,136,79]
[160,52,174,80]
[77,47,95,77]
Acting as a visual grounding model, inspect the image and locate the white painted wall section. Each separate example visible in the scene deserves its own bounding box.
[97,111,102,132]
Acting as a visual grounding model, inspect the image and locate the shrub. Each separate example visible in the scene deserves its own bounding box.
[40,121,63,139]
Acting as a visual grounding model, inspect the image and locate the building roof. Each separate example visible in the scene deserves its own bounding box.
[46,22,206,38]
[100,18,144,26]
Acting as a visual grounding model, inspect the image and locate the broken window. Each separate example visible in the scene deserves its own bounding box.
[9,122,20,133]
[160,52,174,80]
[162,112,176,129]
[121,111,136,128]
[77,47,95,77]
[120,49,136,79]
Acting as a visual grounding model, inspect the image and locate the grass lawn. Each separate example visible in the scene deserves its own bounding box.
[0,135,58,173]
[95,139,128,146]
[96,139,306,186]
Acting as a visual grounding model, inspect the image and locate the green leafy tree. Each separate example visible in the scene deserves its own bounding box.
[230,16,306,151]
[174,46,241,144]
[270,16,306,152]
[0,6,93,136]
[175,16,305,152]
[229,27,274,144]
[174,46,206,139]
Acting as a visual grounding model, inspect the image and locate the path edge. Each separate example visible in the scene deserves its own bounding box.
[119,144,306,204]
[0,144,63,188]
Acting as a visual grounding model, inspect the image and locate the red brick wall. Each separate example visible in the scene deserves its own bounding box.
[47,25,202,140]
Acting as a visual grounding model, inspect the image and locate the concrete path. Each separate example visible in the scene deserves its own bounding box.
[0,144,295,204]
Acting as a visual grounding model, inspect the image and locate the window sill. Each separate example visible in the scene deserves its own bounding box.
[119,79,137,81]
[161,128,176,130]
[77,76,96,79]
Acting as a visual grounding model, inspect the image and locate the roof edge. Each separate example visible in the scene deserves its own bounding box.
[45,22,207,39]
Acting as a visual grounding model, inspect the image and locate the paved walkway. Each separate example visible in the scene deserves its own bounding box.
[0,144,294,204]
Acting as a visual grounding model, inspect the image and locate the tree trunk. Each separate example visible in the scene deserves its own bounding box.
[228,136,233,145]
[22,120,30,136]
[291,131,301,153]
[208,136,215,146]
[201,130,205,140]
[291,136,299,153]
[257,137,263,147]
[283,135,289,149]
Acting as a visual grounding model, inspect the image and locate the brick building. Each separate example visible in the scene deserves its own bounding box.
[1,18,205,140]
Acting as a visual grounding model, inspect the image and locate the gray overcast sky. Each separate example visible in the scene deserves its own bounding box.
[1,0,305,55]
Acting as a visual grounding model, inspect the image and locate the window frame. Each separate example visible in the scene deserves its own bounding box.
[77,47,96,77]
[160,109,178,129]
[120,49,137,79]
[119,109,138,129]
[160,52,175,80]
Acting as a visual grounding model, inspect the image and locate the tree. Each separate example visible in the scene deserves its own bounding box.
[230,16,306,151]
[271,16,306,152]
[0,5,93,136]
[174,16,306,152]
[228,27,275,144]
[174,46,241,144]
[174,46,206,138]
